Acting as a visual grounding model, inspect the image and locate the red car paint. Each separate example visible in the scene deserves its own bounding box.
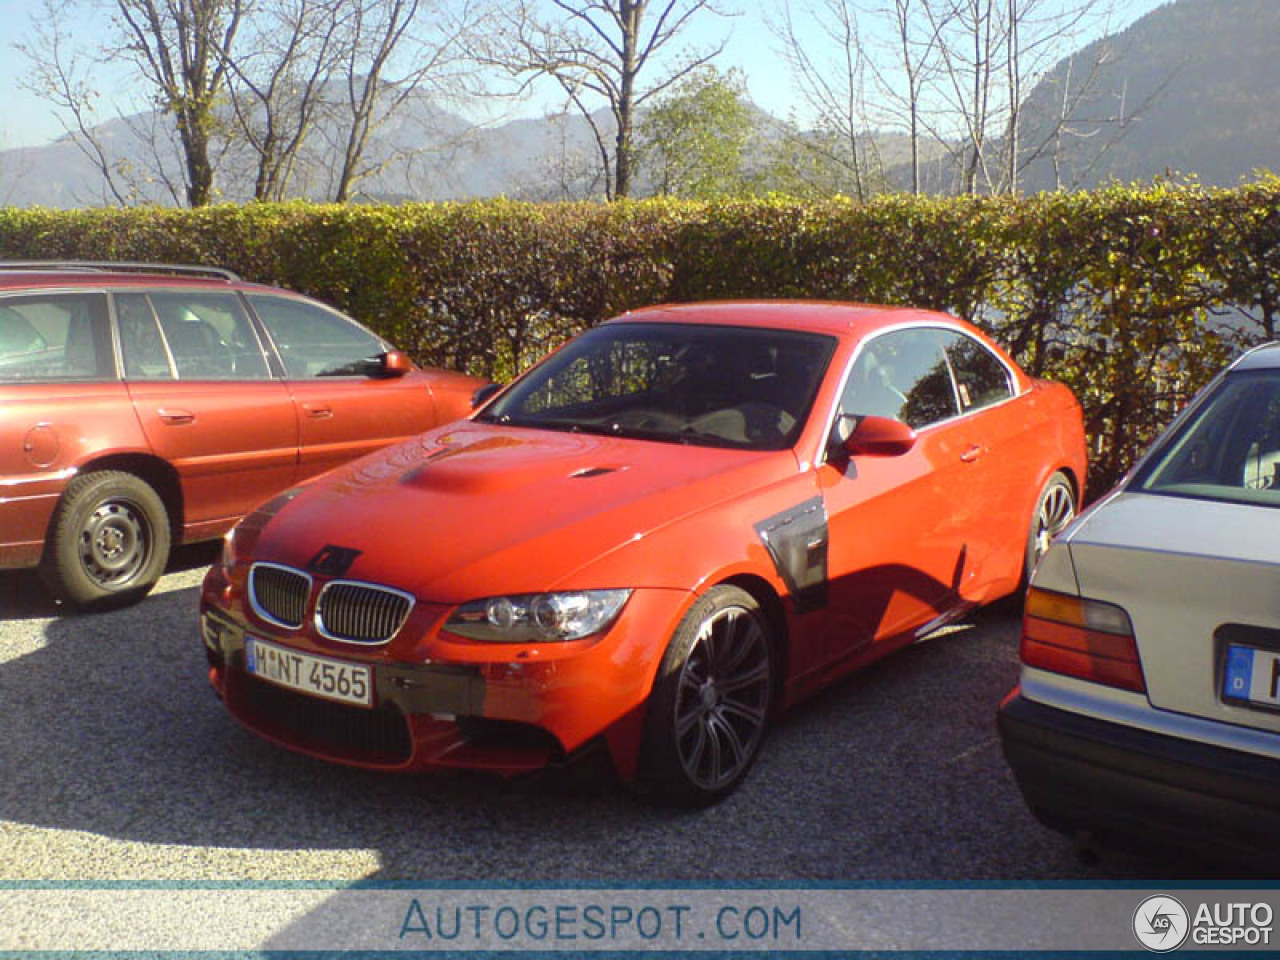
[201,301,1087,801]
[0,266,485,606]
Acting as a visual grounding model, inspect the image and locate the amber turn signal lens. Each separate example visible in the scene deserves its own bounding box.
[1021,587,1146,693]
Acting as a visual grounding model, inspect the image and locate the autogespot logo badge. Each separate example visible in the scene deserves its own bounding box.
[1133,895,1190,952]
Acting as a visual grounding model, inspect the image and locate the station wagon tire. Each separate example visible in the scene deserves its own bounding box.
[41,470,171,610]
[637,585,775,806]
[1024,471,1076,583]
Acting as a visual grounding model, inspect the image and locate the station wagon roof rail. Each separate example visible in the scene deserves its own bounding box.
[0,260,241,281]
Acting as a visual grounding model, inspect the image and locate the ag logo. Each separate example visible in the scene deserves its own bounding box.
[1133,895,1190,952]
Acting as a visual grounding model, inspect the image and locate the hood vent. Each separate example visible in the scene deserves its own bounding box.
[572,466,620,479]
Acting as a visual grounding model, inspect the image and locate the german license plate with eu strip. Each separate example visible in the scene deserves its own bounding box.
[1223,643,1280,708]
[246,636,372,707]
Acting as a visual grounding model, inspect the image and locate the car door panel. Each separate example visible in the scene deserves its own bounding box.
[938,331,1028,597]
[813,327,978,670]
[246,294,438,481]
[117,291,298,529]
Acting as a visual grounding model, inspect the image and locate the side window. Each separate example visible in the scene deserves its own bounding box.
[839,328,959,429]
[943,332,1013,412]
[147,291,270,380]
[0,292,112,382]
[116,292,174,380]
[247,295,386,378]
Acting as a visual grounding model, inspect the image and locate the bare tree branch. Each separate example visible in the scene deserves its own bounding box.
[483,0,730,199]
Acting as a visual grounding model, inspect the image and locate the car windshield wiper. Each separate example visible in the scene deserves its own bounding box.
[478,414,586,432]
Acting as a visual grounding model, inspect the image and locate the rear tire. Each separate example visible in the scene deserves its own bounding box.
[636,585,775,806]
[1024,471,1076,583]
[40,470,170,610]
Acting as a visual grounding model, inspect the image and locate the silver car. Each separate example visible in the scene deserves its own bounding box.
[999,342,1280,862]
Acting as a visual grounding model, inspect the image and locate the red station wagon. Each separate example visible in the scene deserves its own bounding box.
[0,261,486,608]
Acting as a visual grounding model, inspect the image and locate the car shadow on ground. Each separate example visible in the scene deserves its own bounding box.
[0,583,1243,884]
[0,542,220,621]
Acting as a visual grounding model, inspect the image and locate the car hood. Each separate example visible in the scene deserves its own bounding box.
[251,422,798,601]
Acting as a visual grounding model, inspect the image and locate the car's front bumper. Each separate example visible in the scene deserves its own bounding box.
[200,566,689,779]
[998,689,1280,863]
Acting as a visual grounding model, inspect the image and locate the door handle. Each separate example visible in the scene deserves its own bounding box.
[303,403,334,419]
[960,444,984,463]
[157,408,195,425]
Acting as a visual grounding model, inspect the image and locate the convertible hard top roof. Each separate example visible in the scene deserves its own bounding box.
[614,300,964,340]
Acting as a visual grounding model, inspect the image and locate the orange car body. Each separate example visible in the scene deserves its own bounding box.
[0,267,484,591]
[201,302,1086,785]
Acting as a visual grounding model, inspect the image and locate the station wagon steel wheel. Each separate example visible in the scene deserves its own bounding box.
[80,497,150,586]
[41,470,171,610]
[1026,472,1076,579]
[638,585,774,805]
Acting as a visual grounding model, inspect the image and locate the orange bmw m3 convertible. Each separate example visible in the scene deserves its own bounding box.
[201,301,1086,803]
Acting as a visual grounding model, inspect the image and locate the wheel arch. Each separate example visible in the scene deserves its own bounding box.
[70,453,183,543]
[716,572,790,714]
[1055,464,1082,505]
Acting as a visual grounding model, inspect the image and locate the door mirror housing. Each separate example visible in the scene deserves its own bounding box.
[358,350,413,378]
[471,382,503,409]
[375,350,413,378]
[843,415,917,457]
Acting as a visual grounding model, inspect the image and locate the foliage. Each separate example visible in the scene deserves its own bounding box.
[637,67,755,199]
[2,179,1277,494]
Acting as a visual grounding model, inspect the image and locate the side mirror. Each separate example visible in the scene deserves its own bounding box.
[359,350,412,378]
[844,415,917,457]
[377,350,413,378]
[471,382,503,409]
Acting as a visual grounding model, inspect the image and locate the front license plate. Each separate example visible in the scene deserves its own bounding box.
[245,637,372,708]
[1223,643,1280,707]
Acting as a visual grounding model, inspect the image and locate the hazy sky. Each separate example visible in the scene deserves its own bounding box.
[0,0,1169,150]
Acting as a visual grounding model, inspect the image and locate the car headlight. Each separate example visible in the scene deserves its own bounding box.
[220,526,239,570]
[445,589,632,642]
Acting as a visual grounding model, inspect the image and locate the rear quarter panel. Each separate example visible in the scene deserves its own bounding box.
[1010,379,1088,574]
[0,383,149,567]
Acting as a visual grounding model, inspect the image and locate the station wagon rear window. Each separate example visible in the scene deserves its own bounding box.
[0,292,112,381]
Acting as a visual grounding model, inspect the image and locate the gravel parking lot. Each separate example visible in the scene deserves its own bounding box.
[0,550,1211,883]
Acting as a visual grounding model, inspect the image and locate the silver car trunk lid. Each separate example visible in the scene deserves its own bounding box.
[1066,491,1280,734]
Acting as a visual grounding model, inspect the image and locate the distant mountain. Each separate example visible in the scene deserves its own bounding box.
[0,90,617,206]
[1017,0,1280,190]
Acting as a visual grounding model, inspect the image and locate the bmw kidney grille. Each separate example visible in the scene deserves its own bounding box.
[248,563,311,629]
[316,581,414,643]
[248,564,412,643]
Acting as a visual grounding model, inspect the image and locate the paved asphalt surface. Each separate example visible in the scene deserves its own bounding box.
[0,547,1232,883]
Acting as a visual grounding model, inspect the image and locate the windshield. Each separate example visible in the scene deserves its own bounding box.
[1135,369,1280,508]
[478,322,837,451]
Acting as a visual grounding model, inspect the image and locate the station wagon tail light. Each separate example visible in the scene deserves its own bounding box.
[446,589,632,643]
[1021,587,1146,693]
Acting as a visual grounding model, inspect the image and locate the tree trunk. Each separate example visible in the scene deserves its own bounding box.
[178,108,214,208]
[613,0,642,199]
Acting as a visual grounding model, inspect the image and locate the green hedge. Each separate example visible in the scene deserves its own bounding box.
[3,179,1278,496]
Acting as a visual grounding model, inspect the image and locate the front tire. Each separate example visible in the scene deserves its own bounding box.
[637,585,775,806]
[41,470,171,610]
